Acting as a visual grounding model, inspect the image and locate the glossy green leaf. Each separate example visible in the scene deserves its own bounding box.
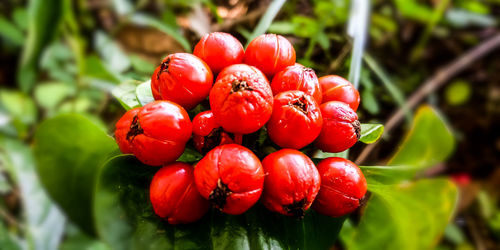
[112,81,141,110]
[18,0,64,92]
[94,155,345,250]
[343,179,458,250]
[135,80,154,106]
[359,124,384,144]
[389,105,455,169]
[34,114,119,235]
[0,136,66,250]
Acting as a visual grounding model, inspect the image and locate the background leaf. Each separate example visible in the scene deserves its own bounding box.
[34,114,119,235]
[359,124,384,144]
[389,105,455,169]
[342,179,458,250]
[112,81,142,110]
[135,80,154,106]
[17,0,64,92]
[0,135,66,250]
[94,155,345,250]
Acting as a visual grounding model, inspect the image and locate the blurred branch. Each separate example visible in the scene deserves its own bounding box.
[356,32,500,165]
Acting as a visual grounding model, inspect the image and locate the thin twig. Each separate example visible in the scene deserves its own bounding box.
[355,33,500,165]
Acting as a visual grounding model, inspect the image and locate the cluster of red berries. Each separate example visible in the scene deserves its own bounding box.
[115,32,367,224]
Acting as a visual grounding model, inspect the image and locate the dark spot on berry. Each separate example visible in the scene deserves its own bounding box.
[126,115,144,142]
[283,198,307,218]
[303,67,314,73]
[352,120,361,140]
[289,95,308,115]
[231,79,253,93]
[201,127,223,154]
[209,179,232,211]
[157,57,171,80]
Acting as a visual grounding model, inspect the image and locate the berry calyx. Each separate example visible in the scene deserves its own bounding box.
[194,144,265,215]
[266,91,323,149]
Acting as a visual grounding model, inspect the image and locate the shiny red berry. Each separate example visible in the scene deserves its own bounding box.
[115,107,141,154]
[314,101,360,153]
[271,64,322,104]
[152,53,213,110]
[194,32,244,75]
[150,67,162,100]
[319,75,360,111]
[266,90,323,149]
[150,162,210,224]
[192,110,243,154]
[244,34,296,79]
[209,64,273,134]
[261,149,320,217]
[313,157,367,217]
[114,100,192,166]
[194,144,265,215]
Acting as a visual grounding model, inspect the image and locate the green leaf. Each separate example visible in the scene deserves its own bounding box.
[34,82,75,110]
[59,225,110,250]
[94,155,345,250]
[129,55,156,74]
[112,81,141,110]
[359,124,384,144]
[83,54,122,83]
[0,136,66,250]
[0,15,24,46]
[246,0,287,47]
[388,105,455,169]
[359,165,419,185]
[343,178,458,250]
[17,0,64,92]
[177,147,203,163]
[34,114,119,235]
[0,222,22,250]
[135,80,154,106]
[95,31,131,73]
[0,89,37,125]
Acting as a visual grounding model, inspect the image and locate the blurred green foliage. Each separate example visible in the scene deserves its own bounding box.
[1,0,499,249]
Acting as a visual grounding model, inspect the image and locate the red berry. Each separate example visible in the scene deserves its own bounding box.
[244,34,296,79]
[266,90,323,149]
[261,149,320,217]
[192,110,243,154]
[114,100,192,166]
[115,107,141,154]
[194,32,244,75]
[194,144,264,215]
[150,162,210,224]
[319,75,360,111]
[312,157,367,217]
[314,101,360,153]
[271,64,322,104]
[150,67,162,100]
[209,64,273,134]
[153,53,213,110]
